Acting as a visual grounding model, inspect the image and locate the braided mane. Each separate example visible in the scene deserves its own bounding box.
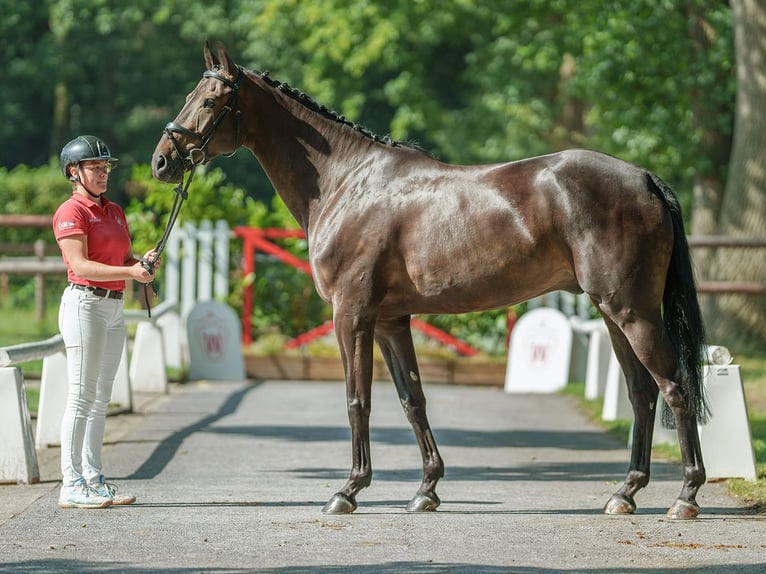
[252,69,416,150]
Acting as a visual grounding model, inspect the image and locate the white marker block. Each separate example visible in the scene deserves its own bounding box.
[699,365,757,480]
[505,308,572,393]
[187,301,245,381]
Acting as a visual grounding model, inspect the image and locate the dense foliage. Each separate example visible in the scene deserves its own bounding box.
[1,0,747,352]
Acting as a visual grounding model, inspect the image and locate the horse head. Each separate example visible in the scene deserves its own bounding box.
[151,42,243,183]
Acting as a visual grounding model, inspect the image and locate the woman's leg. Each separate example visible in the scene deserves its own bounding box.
[59,289,109,485]
[83,299,126,483]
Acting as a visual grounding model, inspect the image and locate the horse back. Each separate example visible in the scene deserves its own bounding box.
[309,148,672,315]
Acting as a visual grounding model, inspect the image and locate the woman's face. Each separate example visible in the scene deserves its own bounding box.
[74,160,111,194]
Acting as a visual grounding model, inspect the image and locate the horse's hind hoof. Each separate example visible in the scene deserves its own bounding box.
[666,499,700,520]
[406,493,440,512]
[604,494,636,515]
[322,493,357,514]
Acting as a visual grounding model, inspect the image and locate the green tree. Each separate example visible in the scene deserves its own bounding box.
[705,0,766,348]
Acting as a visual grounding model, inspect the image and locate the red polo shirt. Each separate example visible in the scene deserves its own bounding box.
[53,193,132,291]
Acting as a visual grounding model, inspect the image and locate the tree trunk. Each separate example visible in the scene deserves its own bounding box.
[705,0,766,348]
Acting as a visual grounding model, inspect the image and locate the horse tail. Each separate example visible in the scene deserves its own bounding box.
[645,172,709,426]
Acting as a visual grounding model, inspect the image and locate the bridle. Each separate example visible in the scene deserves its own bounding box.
[163,65,243,171]
[142,66,243,315]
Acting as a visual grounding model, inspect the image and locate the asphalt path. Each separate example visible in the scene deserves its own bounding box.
[1,379,764,573]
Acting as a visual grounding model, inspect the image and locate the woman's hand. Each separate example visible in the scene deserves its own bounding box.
[141,250,162,272]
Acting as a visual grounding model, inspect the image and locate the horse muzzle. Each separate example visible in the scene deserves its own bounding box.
[151,148,185,183]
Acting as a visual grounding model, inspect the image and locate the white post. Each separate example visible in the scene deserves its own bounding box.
[214,219,230,300]
[164,226,181,306]
[129,322,168,393]
[197,220,213,301]
[157,310,183,370]
[601,350,633,421]
[110,339,132,411]
[34,351,69,449]
[584,322,611,400]
[181,221,198,320]
[0,367,39,484]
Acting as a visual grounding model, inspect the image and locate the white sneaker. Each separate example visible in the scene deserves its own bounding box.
[90,476,136,506]
[58,478,113,509]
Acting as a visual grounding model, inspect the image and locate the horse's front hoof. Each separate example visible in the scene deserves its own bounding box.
[406,492,440,512]
[666,499,700,520]
[604,494,636,515]
[322,493,357,514]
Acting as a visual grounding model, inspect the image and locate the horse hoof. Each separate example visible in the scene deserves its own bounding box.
[322,493,357,514]
[666,499,700,520]
[405,493,440,512]
[604,495,636,515]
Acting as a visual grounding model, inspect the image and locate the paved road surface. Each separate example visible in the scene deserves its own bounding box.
[1,379,764,573]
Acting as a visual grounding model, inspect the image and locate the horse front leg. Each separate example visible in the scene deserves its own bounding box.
[376,316,443,512]
[322,312,376,515]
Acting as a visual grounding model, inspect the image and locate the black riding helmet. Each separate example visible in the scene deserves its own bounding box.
[59,135,119,180]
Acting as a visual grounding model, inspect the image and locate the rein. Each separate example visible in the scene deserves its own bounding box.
[142,66,243,316]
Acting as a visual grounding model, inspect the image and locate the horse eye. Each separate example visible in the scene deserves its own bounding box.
[203,99,216,109]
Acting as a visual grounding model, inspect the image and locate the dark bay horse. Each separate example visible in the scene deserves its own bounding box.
[152,42,709,519]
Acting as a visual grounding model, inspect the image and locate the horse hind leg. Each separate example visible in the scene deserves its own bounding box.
[600,315,659,516]
[376,316,444,512]
[601,305,705,519]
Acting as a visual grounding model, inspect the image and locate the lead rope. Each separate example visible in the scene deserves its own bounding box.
[141,164,197,317]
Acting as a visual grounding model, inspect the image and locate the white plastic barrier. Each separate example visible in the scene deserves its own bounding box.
[125,299,179,394]
[34,351,68,449]
[0,367,39,484]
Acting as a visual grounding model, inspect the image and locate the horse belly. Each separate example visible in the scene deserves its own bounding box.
[400,225,576,315]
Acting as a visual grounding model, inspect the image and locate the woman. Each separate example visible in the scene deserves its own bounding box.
[53,135,160,509]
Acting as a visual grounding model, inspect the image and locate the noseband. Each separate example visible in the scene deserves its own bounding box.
[163,66,243,170]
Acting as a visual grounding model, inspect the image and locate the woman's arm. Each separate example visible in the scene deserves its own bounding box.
[59,235,155,283]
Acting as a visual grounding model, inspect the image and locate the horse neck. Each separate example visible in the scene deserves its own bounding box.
[239,71,376,230]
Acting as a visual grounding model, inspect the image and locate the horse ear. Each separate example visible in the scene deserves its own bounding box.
[215,41,237,75]
[203,41,216,70]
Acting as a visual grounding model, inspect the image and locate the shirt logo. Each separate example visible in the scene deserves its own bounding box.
[58,221,76,230]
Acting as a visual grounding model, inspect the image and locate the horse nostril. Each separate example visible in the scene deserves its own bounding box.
[156,154,167,171]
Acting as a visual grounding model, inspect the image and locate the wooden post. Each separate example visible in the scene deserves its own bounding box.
[34,239,45,322]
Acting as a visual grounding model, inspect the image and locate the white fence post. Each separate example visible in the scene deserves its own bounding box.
[214,220,230,300]
[181,221,198,321]
[197,220,214,302]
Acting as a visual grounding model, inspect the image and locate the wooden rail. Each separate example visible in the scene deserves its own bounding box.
[687,236,766,294]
